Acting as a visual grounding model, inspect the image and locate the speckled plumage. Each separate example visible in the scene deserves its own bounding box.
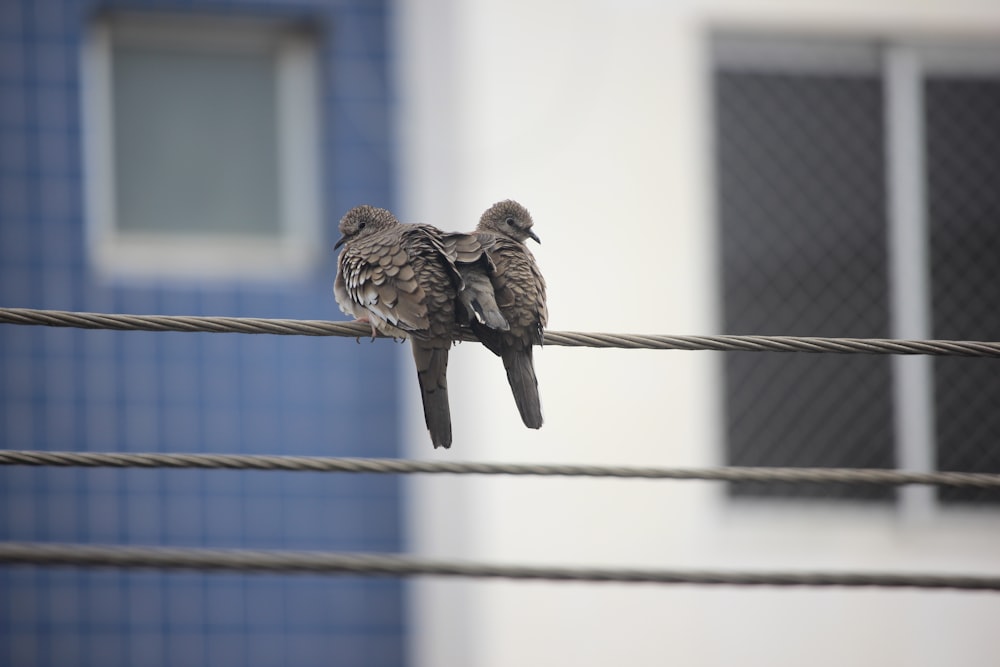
[468,200,548,429]
[334,205,466,448]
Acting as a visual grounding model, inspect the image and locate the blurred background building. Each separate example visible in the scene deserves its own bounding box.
[3,0,1000,665]
[1,1,404,665]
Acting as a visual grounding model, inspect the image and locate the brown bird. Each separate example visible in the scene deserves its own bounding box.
[466,200,547,428]
[333,205,508,449]
[334,205,468,449]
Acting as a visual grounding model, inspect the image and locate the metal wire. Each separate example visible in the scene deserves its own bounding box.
[4,310,998,593]
[0,542,997,591]
[3,450,1000,488]
[3,307,1000,356]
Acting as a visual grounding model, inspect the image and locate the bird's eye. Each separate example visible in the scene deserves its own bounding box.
[358,221,367,230]
[505,217,515,226]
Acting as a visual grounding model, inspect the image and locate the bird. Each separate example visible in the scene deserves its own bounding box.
[333,205,508,449]
[466,200,547,429]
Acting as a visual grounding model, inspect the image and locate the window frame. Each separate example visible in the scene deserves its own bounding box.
[711,33,1000,516]
[81,13,323,282]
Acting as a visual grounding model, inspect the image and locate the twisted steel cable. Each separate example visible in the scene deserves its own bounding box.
[0,542,997,591]
[6,308,1000,593]
[2,450,1000,488]
[3,307,1000,356]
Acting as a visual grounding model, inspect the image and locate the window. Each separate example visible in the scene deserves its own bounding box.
[712,35,1000,505]
[82,13,321,280]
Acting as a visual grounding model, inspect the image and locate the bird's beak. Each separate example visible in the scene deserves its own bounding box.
[528,230,541,244]
[334,235,346,249]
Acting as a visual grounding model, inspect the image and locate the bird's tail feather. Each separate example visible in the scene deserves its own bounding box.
[502,346,543,429]
[411,343,453,448]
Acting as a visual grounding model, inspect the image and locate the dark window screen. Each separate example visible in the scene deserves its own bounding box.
[715,70,895,499]
[926,76,1000,503]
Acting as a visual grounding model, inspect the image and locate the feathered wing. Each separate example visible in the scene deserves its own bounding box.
[440,232,509,332]
[336,226,457,338]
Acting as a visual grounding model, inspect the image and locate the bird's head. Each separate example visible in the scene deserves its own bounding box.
[335,205,398,249]
[477,199,540,244]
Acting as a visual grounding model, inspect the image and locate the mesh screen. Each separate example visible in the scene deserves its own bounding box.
[715,70,895,500]
[926,75,1000,503]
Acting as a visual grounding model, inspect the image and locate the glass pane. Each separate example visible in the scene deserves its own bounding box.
[112,44,280,236]
[926,75,1000,503]
[715,69,895,499]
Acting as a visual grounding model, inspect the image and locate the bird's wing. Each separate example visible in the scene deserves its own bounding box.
[336,232,431,336]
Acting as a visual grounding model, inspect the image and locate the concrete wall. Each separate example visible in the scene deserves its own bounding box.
[395,1,1000,665]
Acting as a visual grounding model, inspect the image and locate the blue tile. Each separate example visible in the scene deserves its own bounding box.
[0,1,25,37]
[3,355,37,399]
[123,404,161,451]
[0,269,31,305]
[2,0,403,661]
[36,86,71,131]
[44,352,78,397]
[164,576,207,629]
[38,175,76,222]
[245,632,287,667]
[87,631,128,666]
[49,631,84,665]
[29,0,72,38]
[121,360,160,404]
[48,571,83,625]
[126,631,166,667]
[9,634,42,667]
[243,583,284,628]
[86,578,128,628]
[0,174,30,217]
[127,577,166,627]
[34,40,74,84]
[203,468,241,495]
[7,570,42,622]
[240,495,284,542]
[202,495,244,543]
[164,495,205,541]
[44,492,86,539]
[122,500,164,543]
[239,408,280,453]
[159,406,201,450]
[284,632,334,667]
[83,402,119,448]
[0,42,26,83]
[206,633,249,666]
[204,581,246,627]
[165,631,208,666]
[85,492,124,542]
[43,400,79,448]
[0,129,29,170]
[5,398,40,449]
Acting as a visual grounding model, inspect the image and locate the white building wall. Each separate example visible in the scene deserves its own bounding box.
[395,1,1000,665]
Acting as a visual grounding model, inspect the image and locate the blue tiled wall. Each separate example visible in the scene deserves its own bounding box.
[0,1,405,665]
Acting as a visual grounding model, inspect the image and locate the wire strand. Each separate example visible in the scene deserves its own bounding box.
[3,307,1000,356]
[2,450,999,488]
[0,542,996,591]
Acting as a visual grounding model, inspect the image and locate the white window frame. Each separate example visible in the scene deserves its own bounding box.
[81,13,322,281]
[713,34,1000,518]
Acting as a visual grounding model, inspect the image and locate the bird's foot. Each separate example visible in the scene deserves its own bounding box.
[350,316,378,342]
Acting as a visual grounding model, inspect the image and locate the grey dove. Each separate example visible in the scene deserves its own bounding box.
[465,200,548,429]
[333,204,507,449]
